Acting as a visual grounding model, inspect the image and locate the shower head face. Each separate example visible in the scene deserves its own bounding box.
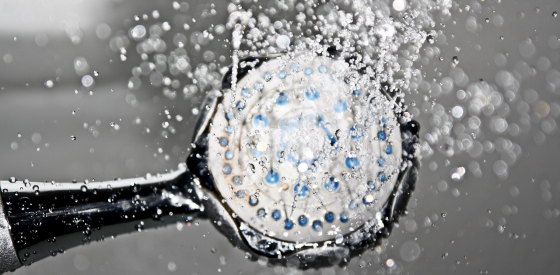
[205,54,404,245]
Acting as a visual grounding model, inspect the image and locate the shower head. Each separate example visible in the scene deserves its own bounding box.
[187,51,420,263]
[0,50,419,272]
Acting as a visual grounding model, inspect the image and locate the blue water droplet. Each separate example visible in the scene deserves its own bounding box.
[253,114,269,128]
[290,64,299,71]
[257,208,266,218]
[281,117,299,130]
[298,215,308,226]
[349,201,359,209]
[287,154,299,163]
[305,88,320,100]
[272,210,281,221]
[226,125,234,134]
[323,177,340,192]
[222,164,232,175]
[293,183,309,198]
[377,131,386,141]
[377,157,386,167]
[236,101,246,110]
[349,125,363,139]
[219,137,228,147]
[278,71,287,79]
[265,170,279,184]
[236,190,246,198]
[284,219,294,230]
[385,145,392,154]
[225,112,233,120]
[345,157,359,169]
[367,181,376,191]
[309,158,320,172]
[250,148,263,158]
[232,176,241,185]
[254,82,264,92]
[304,68,313,75]
[263,72,272,81]
[249,196,259,206]
[378,171,387,182]
[241,88,250,97]
[353,89,362,95]
[333,100,348,113]
[312,220,323,231]
[276,92,289,106]
[225,150,234,160]
[318,65,327,73]
[340,212,349,223]
[325,212,335,223]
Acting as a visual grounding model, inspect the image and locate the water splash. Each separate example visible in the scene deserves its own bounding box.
[108,0,560,269]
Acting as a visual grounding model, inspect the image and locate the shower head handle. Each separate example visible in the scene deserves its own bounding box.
[0,170,202,272]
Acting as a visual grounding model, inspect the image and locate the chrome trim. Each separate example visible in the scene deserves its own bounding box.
[0,194,21,273]
[193,90,221,146]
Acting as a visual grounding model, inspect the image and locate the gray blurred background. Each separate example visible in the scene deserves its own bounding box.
[1,0,559,274]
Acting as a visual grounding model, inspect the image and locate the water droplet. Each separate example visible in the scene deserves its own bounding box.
[276,35,290,49]
[335,234,344,244]
[44,80,54,88]
[452,56,459,66]
[18,197,32,211]
[167,261,177,272]
[451,167,466,181]
[81,75,94,87]
[393,0,407,11]
[130,25,147,39]
[135,221,145,232]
